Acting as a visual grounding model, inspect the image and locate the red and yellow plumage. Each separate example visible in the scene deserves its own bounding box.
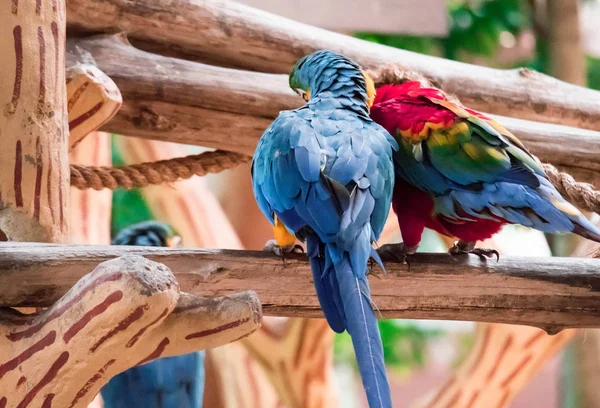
[372,81,600,251]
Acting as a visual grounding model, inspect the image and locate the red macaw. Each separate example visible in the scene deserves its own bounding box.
[370,82,600,259]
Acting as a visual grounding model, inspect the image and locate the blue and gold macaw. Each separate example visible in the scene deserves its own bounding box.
[101,221,204,408]
[252,50,397,407]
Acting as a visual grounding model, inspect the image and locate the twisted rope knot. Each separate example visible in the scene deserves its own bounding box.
[70,150,250,190]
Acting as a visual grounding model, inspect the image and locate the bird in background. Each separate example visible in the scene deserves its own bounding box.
[100,221,204,408]
[252,50,397,407]
[370,81,600,259]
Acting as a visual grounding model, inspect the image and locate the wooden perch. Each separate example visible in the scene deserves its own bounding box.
[0,255,260,408]
[2,243,600,333]
[66,65,122,149]
[64,0,600,131]
[66,35,600,184]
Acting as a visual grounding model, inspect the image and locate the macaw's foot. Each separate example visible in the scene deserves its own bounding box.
[449,240,499,261]
[377,243,418,267]
[263,239,304,263]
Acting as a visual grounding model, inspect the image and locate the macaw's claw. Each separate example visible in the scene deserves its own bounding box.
[449,240,500,261]
[263,240,304,264]
[377,243,418,269]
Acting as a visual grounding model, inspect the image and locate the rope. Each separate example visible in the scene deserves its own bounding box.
[70,150,251,190]
[542,163,600,214]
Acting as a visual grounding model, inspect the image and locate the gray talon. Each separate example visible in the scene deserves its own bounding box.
[449,240,499,261]
[263,239,302,263]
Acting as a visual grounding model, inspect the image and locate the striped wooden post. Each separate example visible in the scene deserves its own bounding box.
[0,0,69,242]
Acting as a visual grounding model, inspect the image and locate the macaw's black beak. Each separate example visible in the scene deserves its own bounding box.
[167,235,183,248]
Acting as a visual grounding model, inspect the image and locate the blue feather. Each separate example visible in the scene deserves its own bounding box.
[102,353,204,408]
[253,50,397,407]
[335,254,391,408]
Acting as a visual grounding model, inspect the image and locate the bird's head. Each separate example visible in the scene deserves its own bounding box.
[289,50,376,108]
[112,221,182,248]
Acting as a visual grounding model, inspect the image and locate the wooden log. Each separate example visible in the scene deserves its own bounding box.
[0,0,69,242]
[0,255,261,408]
[66,65,122,150]
[2,243,600,333]
[66,35,600,184]
[64,0,600,131]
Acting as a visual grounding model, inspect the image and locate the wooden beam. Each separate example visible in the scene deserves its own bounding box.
[65,0,600,131]
[2,242,600,333]
[67,35,600,185]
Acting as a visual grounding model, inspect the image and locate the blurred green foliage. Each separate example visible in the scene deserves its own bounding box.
[334,321,443,374]
[110,135,155,239]
[356,0,530,61]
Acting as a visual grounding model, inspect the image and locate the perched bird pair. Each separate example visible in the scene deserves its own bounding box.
[101,221,204,408]
[252,50,600,407]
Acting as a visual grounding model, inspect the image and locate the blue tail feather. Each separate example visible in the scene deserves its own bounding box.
[333,252,391,408]
[307,234,345,333]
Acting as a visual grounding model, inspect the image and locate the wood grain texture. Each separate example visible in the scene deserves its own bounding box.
[0,255,261,408]
[66,35,600,184]
[66,65,122,150]
[64,0,600,131]
[0,0,69,242]
[2,243,600,333]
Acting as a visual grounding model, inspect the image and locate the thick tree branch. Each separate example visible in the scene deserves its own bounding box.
[65,0,600,131]
[2,243,600,334]
[66,35,600,184]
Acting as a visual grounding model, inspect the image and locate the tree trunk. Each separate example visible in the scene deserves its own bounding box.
[547,0,586,86]
[0,0,69,242]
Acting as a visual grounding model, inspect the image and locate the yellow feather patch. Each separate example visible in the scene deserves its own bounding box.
[418,121,445,138]
[462,142,481,160]
[551,199,581,217]
[273,216,296,247]
[362,70,376,108]
[486,146,507,161]
[447,122,470,138]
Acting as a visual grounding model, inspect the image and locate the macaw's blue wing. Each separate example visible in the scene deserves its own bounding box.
[252,108,395,407]
[101,352,204,408]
